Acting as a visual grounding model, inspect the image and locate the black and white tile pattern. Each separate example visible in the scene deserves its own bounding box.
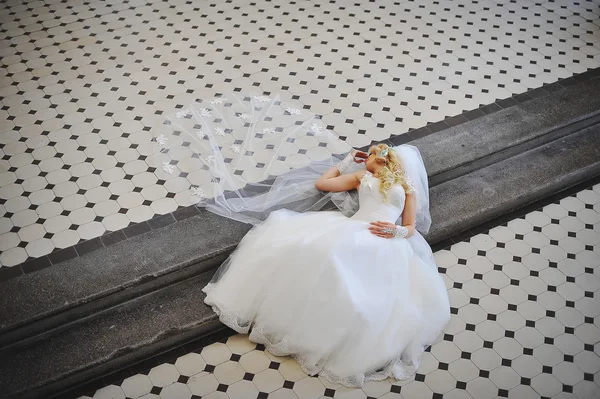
[1,0,600,267]
[73,184,600,399]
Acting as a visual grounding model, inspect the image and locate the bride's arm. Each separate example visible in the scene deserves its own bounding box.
[399,192,417,237]
[315,150,366,192]
[315,167,363,192]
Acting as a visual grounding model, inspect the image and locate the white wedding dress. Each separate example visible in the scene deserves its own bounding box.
[203,171,451,387]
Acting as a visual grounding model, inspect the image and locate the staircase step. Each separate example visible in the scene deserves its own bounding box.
[426,123,600,244]
[0,210,249,347]
[0,270,219,399]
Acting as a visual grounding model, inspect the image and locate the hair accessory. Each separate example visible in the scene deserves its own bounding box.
[380,148,389,157]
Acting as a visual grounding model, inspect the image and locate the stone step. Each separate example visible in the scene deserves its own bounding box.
[415,77,600,186]
[426,123,600,244]
[2,112,599,399]
[0,270,219,399]
[2,78,599,352]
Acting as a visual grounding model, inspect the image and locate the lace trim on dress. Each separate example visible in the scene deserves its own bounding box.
[359,171,378,192]
[203,283,422,388]
[405,177,417,194]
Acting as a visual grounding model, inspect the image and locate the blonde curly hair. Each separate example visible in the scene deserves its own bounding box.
[369,144,413,201]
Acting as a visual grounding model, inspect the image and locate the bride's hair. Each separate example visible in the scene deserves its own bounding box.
[369,144,413,201]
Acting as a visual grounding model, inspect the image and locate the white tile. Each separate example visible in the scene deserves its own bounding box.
[117,192,143,209]
[60,194,87,211]
[400,381,434,399]
[227,380,258,399]
[361,380,392,398]
[508,385,540,399]
[102,213,130,232]
[148,363,180,388]
[489,366,520,390]
[239,350,270,374]
[0,246,27,267]
[530,373,562,397]
[159,382,192,399]
[0,232,20,252]
[213,361,244,385]
[18,223,45,242]
[224,335,255,356]
[126,206,154,223]
[278,359,308,382]
[200,343,232,366]
[268,388,300,399]
[489,226,515,244]
[120,374,153,399]
[149,198,177,215]
[188,373,219,397]
[174,353,206,377]
[77,221,105,240]
[93,385,125,399]
[553,361,584,386]
[52,229,80,249]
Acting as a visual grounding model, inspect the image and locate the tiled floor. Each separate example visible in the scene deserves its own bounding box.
[1,0,600,267]
[77,184,600,399]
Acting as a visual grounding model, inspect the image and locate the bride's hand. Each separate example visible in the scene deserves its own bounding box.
[351,149,368,164]
[369,221,397,239]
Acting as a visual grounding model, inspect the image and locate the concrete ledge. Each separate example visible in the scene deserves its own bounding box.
[426,124,600,244]
[0,270,218,399]
[0,210,249,342]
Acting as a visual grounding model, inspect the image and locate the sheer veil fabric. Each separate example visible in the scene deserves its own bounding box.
[154,93,430,232]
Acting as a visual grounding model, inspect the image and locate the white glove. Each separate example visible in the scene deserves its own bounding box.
[381,225,409,238]
[336,153,355,174]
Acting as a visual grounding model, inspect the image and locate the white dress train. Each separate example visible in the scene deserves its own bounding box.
[203,172,450,387]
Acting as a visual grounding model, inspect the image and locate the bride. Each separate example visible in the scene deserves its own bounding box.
[158,95,450,387]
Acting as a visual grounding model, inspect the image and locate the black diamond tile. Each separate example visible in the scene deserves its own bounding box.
[204,364,216,373]
[217,384,228,392]
[178,375,189,384]
[283,380,295,389]
[269,361,280,370]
